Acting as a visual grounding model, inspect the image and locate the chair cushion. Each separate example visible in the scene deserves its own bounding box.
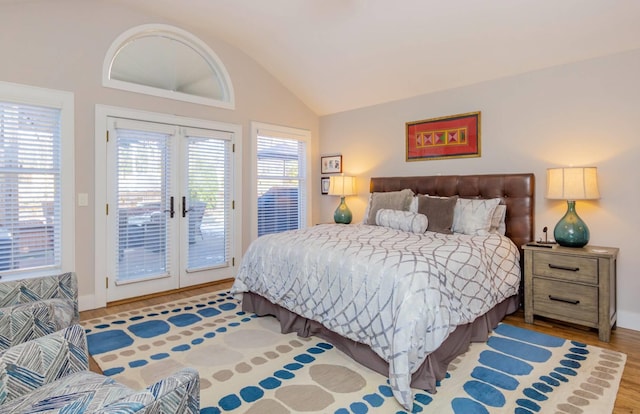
[0,298,76,350]
[0,371,137,413]
[0,272,78,323]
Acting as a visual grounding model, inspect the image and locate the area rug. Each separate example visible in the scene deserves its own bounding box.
[81,291,626,414]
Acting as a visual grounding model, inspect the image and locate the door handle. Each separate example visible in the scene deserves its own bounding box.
[163,196,175,218]
[182,196,187,217]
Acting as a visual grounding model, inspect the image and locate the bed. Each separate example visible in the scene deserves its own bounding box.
[231,173,535,409]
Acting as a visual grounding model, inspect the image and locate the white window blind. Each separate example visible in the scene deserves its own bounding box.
[186,128,231,270]
[257,134,306,236]
[115,125,172,282]
[0,101,61,272]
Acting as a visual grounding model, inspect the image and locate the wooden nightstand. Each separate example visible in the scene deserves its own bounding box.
[522,244,618,342]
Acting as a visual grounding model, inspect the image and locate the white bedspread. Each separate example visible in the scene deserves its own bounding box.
[231,224,520,409]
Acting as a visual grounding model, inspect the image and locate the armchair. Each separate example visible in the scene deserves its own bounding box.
[0,324,200,413]
[0,272,78,350]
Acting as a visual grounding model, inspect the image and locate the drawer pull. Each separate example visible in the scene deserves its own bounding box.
[549,295,580,305]
[548,263,579,272]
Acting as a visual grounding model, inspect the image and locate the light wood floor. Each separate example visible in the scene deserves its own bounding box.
[80,281,639,413]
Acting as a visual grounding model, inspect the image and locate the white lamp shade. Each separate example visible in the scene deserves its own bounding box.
[328,175,356,196]
[546,167,600,200]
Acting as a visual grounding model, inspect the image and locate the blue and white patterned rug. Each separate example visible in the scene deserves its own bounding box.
[82,291,626,414]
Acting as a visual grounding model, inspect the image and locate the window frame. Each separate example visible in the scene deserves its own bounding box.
[0,81,75,280]
[251,121,312,241]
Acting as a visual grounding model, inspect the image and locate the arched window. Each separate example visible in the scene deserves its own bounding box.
[103,24,235,109]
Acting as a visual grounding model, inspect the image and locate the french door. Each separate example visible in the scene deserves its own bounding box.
[105,117,235,302]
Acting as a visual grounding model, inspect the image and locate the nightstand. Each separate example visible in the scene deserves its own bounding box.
[522,244,618,342]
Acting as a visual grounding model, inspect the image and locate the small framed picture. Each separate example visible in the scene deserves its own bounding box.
[321,155,342,174]
[321,177,330,195]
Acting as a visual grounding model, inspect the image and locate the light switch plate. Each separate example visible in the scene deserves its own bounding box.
[78,193,89,206]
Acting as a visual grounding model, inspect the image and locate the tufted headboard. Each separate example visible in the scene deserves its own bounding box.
[369,173,535,251]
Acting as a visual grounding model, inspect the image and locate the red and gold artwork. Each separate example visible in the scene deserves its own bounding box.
[406,112,480,161]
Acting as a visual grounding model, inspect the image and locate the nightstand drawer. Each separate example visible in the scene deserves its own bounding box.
[532,251,598,284]
[533,278,598,325]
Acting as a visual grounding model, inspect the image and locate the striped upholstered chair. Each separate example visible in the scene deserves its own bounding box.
[0,324,200,413]
[0,272,79,350]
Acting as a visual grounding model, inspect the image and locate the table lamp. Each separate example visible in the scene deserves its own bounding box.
[546,167,600,247]
[329,175,356,224]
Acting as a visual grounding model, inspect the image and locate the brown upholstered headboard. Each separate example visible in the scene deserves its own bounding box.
[370,173,535,250]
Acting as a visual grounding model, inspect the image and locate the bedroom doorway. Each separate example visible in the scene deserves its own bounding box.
[94,107,242,305]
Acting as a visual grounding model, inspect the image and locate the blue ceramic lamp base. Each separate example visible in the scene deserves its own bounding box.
[554,200,590,248]
[334,196,352,224]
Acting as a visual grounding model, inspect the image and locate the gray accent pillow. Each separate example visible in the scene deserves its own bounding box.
[416,195,458,234]
[365,189,415,225]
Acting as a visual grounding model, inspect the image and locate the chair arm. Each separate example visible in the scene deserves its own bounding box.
[96,368,200,414]
[0,324,88,406]
[0,299,77,350]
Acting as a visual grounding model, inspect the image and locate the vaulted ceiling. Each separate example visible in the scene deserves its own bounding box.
[43,1,640,115]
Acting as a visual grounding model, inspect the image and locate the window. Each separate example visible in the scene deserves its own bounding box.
[103,24,235,109]
[253,123,311,237]
[0,81,74,279]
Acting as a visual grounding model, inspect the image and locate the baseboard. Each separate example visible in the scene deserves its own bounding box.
[78,278,234,312]
[617,310,640,332]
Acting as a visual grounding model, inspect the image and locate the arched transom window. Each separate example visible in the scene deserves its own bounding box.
[103,24,235,109]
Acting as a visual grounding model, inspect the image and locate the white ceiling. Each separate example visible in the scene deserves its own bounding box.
[44,1,640,115]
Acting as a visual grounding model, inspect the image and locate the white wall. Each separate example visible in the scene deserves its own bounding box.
[319,49,640,331]
[0,0,320,307]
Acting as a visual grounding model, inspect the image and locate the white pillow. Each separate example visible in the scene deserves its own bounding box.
[490,204,507,235]
[452,198,501,235]
[375,209,428,234]
[409,195,419,213]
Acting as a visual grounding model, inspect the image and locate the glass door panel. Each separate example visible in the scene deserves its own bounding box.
[107,119,178,302]
[180,128,232,287]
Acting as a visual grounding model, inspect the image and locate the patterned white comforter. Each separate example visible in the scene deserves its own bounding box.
[231,224,520,409]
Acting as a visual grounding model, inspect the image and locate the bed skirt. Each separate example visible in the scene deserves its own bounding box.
[241,292,519,393]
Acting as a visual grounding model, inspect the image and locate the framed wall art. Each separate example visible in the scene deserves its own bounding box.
[321,155,342,174]
[321,177,330,195]
[406,111,481,161]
